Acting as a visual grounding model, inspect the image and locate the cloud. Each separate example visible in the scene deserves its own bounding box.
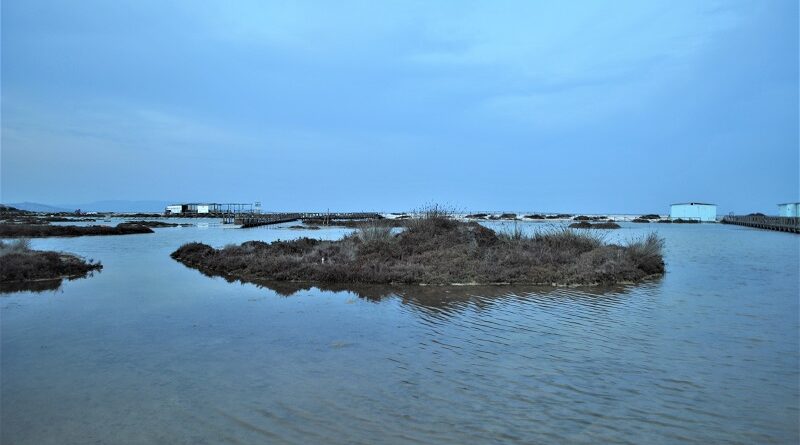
[401,1,743,127]
[1,0,794,211]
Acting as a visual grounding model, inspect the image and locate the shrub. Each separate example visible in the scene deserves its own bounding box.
[357,225,394,243]
[405,203,458,233]
[415,203,456,220]
[626,233,665,275]
[0,238,32,255]
[533,225,605,251]
[498,222,528,241]
[0,249,102,284]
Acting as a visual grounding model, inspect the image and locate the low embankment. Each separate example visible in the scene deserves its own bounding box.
[124,220,193,227]
[0,223,153,238]
[172,212,664,287]
[0,239,102,292]
[568,221,621,229]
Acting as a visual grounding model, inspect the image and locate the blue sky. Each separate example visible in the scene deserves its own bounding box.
[1,0,797,213]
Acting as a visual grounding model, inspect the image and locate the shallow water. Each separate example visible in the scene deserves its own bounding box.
[2,220,798,444]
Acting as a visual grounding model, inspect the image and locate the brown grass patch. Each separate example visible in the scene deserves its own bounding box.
[172,208,664,287]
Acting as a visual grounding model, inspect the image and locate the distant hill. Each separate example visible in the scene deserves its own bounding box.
[59,200,172,213]
[7,200,171,213]
[7,202,71,213]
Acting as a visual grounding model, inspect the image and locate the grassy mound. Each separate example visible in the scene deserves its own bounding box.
[0,223,153,238]
[568,221,621,229]
[0,240,102,291]
[172,213,664,287]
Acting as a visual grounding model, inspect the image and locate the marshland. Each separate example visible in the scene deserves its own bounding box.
[3,0,797,442]
[172,208,663,287]
[1,210,798,444]
[3,0,799,443]
[0,238,101,294]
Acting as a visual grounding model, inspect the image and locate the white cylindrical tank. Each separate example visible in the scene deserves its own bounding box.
[778,203,799,217]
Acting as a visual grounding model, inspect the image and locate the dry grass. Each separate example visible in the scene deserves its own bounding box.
[624,233,666,275]
[0,238,32,255]
[172,206,665,287]
[0,239,102,285]
[357,225,394,243]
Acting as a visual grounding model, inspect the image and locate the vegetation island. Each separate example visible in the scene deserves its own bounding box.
[0,223,154,238]
[0,205,157,238]
[172,206,665,287]
[0,206,167,292]
[0,239,102,293]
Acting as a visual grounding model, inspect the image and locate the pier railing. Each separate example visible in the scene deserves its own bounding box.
[721,215,799,233]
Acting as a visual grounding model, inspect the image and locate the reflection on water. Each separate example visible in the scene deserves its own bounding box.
[0,278,64,294]
[251,280,643,310]
[0,271,102,294]
[1,219,798,444]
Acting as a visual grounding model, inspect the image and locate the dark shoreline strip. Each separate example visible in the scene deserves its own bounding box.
[0,223,153,238]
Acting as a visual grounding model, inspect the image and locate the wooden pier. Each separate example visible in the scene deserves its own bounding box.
[721,215,800,234]
[223,212,383,228]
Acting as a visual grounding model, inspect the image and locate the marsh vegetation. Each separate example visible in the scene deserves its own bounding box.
[172,205,664,287]
[0,222,153,238]
[568,221,621,229]
[0,239,102,292]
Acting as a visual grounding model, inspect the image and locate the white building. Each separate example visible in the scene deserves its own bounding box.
[778,202,800,217]
[164,203,257,215]
[670,202,717,222]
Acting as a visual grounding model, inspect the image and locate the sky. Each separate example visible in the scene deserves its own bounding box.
[1,0,798,214]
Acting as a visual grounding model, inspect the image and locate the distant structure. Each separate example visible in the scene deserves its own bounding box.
[777,202,799,217]
[164,203,257,215]
[670,202,717,222]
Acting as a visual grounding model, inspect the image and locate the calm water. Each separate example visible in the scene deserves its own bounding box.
[1,220,798,444]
